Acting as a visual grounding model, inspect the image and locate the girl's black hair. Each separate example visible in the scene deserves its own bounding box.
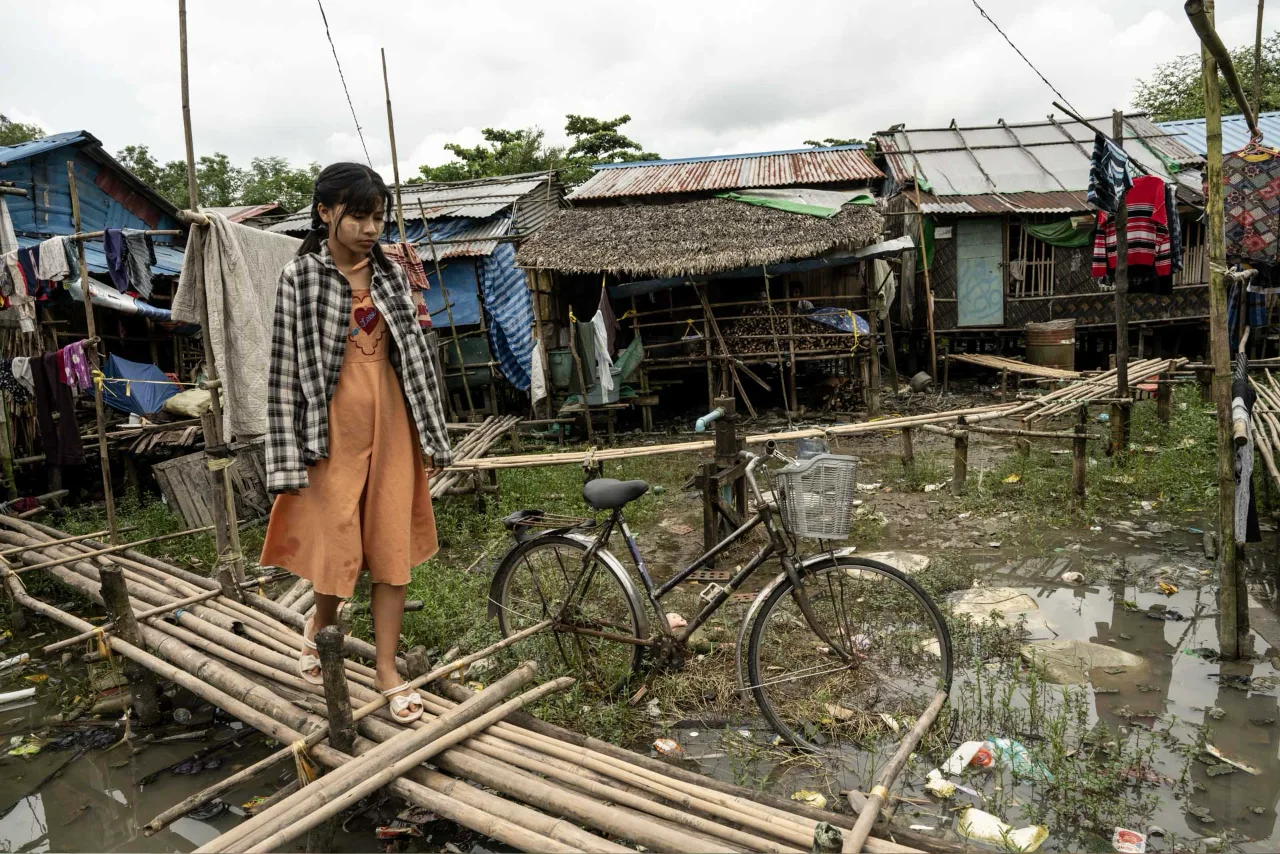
[297,162,393,270]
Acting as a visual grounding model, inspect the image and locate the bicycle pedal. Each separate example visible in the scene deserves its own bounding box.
[687,570,731,583]
[698,582,724,604]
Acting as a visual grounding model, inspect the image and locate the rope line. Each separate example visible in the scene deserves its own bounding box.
[316,0,372,167]
[969,0,1078,114]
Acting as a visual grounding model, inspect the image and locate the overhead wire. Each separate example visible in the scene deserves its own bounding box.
[315,0,372,167]
[968,0,1079,115]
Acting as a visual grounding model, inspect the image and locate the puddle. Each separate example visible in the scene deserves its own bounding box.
[0,632,465,853]
[639,522,1280,852]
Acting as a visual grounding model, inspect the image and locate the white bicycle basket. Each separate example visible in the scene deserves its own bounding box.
[774,453,859,540]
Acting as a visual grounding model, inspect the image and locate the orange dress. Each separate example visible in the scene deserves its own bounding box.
[260,289,438,598]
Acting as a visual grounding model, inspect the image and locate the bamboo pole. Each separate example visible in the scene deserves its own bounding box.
[141,618,551,834]
[418,199,477,419]
[65,162,118,544]
[1191,0,1247,658]
[696,284,756,418]
[199,663,541,853]
[244,675,571,854]
[843,690,948,853]
[910,169,937,380]
[8,526,213,575]
[1111,110,1132,456]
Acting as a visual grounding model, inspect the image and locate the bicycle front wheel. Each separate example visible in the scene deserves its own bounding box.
[492,534,646,693]
[747,555,952,750]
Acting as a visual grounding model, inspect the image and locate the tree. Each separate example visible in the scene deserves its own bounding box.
[415,127,564,183]
[0,115,45,147]
[1133,32,1280,122]
[804,137,864,147]
[562,114,657,184]
[116,144,190,209]
[241,157,321,210]
[195,152,246,207]
[414,114,658,186]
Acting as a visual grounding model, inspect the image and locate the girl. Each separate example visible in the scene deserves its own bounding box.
[261,162,452,724]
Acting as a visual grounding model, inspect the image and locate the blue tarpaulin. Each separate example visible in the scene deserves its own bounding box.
[423,261,482,326]
[100,354,180,416]
[803,306,871,335]
[481,240,534,391]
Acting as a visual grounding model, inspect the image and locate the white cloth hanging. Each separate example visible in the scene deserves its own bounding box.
[0,198,17,255]
[36,236,70,282]
[589,310,614,393]
[530,339,548,404]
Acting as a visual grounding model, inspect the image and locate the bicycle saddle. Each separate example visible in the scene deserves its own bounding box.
[581,479,649,510]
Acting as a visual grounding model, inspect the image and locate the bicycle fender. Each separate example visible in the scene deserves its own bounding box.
[732,548,858,693]
[486,533,651,643]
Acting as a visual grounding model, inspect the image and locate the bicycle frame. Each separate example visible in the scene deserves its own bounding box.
[551,452,850,659]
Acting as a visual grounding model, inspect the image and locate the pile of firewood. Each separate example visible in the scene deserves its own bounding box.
[721,306,866,356]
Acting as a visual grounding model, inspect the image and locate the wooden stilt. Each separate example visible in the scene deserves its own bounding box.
[1157,370,1173,423]
[900,427,914,469]
[1112,110,1131,461]
[952,430,968,497]
[98,566,162,725]
[65,163,118,543]
[306,626,356,854]
[867,307,882,417]
[1072,405,1088,511]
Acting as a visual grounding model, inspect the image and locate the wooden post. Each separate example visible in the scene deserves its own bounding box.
[0,403,16,500]
[952,430,968,497]
[1197,366,1214,402]
[900,427,915,469]
[881,311,900,395]
[1197,0,1247,658]
[418,201,476,420]
[1072,405,1088,510]
[98,566,162,725]
[404,646,430,680]
[1157,371,1173,423]
[911,169,938,380]
[631,295,653,431]
[65,163,118,544]
[1112,110,1131,459]
[866,307,881,417]
[568,322,593,443]
[177,2,245,583]
[307,625,356,854]
[1000,368,1008,402]
[942,352,950,394]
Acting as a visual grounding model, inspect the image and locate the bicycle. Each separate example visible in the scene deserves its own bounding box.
[486,442,953,749]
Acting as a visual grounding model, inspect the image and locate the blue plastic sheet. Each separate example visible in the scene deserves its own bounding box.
[423,262,481,327]
[100,354,180,416]
[803,306,871,335]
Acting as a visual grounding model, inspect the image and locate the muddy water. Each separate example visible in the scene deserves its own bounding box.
[0,640,404,854]
[651,522,1280,852]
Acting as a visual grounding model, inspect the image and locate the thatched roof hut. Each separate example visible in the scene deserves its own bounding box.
[516,198,884,280]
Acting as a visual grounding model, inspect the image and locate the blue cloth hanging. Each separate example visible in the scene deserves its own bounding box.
[100,354,179,416]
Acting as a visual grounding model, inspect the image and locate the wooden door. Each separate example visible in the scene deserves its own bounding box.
[956,219,1005,327]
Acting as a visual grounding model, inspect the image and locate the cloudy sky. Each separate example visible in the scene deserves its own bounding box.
[1,0,1272,180]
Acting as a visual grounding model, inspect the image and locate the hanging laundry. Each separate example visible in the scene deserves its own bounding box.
[0,358,30,406]
[1223,145,1280,265]
[871,257,897,311]
[10,356,33,397]
[60,341,92,391]
[172,211,301,439]
[589,310,614,394]
[1227,275,1268,347]
[1092,175,1172,278]
[529,339,548,405]
[31,352,85,467]
[480,243,534,391]
[383,241,429,290]
[1087,133,1133,214]
[410,287,432,330]
[597,279,617,352]
[17,247,43,297]
[1165,184,1183,275]
[102,228,130,293]
[0,197,16,255]
[1233,355,1262,544]
[8,294,35,333]
[121,229,156,298]
[0,253,14,298]
[36,236,70,282]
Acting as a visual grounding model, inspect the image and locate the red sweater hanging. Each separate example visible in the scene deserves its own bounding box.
[1092,175,1172,277]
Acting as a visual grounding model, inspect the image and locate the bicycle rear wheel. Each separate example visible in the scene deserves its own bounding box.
[492,534,646,692]
[746,555,952,750]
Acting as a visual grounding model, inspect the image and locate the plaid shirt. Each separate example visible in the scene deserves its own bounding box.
[265,241,452,494]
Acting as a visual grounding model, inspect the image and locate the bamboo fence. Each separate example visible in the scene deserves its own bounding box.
[0,513,927,854]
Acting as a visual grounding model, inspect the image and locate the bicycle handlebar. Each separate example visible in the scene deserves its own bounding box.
[740,450,767,506]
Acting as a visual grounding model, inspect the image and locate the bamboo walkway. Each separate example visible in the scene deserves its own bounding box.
[0,514,928,854]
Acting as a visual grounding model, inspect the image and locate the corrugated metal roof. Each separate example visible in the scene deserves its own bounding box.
[0,131,89,165]
[403,216,512,261]
[569,145,883,200]
[265,172,555,234]
[204,203,288,223]
[1155,111,1280,156]
[875,114,1203,203]
[915,191,1089,215]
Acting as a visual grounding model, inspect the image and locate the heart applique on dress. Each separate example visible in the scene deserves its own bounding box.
[354,306,380,335]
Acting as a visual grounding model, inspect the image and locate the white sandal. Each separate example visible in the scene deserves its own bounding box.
[298,616,324,685]
[381,682,424,724]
